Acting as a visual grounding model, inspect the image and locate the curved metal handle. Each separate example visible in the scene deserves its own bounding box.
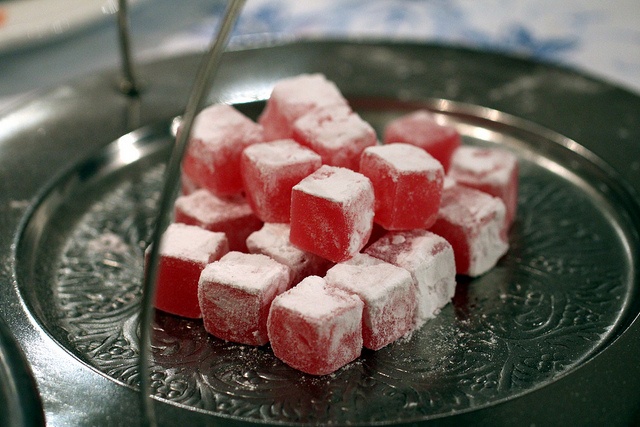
[135,1,246,425]
[116,0,141,96]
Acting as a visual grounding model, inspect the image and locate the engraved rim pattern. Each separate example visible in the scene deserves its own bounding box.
[15,98,637,424]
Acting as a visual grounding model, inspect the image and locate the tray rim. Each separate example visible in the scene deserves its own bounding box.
[2,38,640,426]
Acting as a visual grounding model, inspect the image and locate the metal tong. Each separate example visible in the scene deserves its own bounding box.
[115,1,246,425]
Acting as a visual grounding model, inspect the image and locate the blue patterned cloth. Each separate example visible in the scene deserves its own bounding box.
[0,0,638,110]
[160,0,639,94]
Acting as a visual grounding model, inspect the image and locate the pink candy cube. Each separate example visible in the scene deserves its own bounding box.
[258,74,349,141]
[290,165,375,263]
[180,172,199,196]
[146,223,229,318]
[448,146,519,233]
[365,230,456,327]
[267,276,363,375]
[360,143,445,230]
[430,184,509,277]
[246,223,333,287]
[199,251,290,346]
[174,189,263,252]
[383,110,461,172]
[241,139,322,223]
[325,253,416,350]
[292,104,377,171]
[182,104,263,197]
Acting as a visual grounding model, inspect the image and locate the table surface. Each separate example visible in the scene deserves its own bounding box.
[0,0,638,112]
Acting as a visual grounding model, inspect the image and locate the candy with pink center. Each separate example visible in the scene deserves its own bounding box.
[198,251,290,346]
[429,184,509,277]
[360,143,445,230]
[324,253,416,350]
[293,104,377,171]
[258,74,349,140]
[174,189,263,252]
[448,145,519,234]
[383,110,461,172]
[267,275,363,375]
[241,139,322,223]
[246,223,333,287]
[182,104,263,197]
[365,229,456,327]
[145,223,229,318]
[290,165,375,263]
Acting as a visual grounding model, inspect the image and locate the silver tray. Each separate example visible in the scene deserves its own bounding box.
[2,40,640,426]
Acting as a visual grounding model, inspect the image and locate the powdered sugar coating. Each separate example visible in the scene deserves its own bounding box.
[271,276,362,324]
[175,189,254,223]
[365,230,456,326]
[259,73,349,140]
[183,104,263,196]
[325,253,416,349]
[241,139,322,223]
[267,276,363,375]
[200,251,290,296]
[383,109,461,171]
[449,146,517,185]
[158,223,228,264]
[325,253,412,302]
[292,104,377,170]
[242,139,321,175]
[173,189,263,252]
[363,143,443,178]
[432,185,509,277]
[290,165,375,261]
[448,145,519,232]
[246,223,332,286]
[360,143,445,230]
[293,165,373,204]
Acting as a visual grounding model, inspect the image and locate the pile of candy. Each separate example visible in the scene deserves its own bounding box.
[146,74,518,375]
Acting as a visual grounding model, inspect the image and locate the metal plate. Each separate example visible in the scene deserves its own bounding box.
[2,40,640,426]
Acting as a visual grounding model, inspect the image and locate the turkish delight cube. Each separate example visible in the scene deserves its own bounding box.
[325,253,416,350]
[241,139,322,223]
[198,251,290,346]
[292,104,377,171]
[180,171,199,195]
[448,145,519,233]
[258,74,349,140]
[290,165,375,263]
[145,223,228,318]
[174,189,263,252]
[383,110,461,172]
[182,104,263,197]
[267,276,363,375]
[365,229,456,327]
[246,223,333,287]
[360,143,445,230]
[429,184,509,277]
